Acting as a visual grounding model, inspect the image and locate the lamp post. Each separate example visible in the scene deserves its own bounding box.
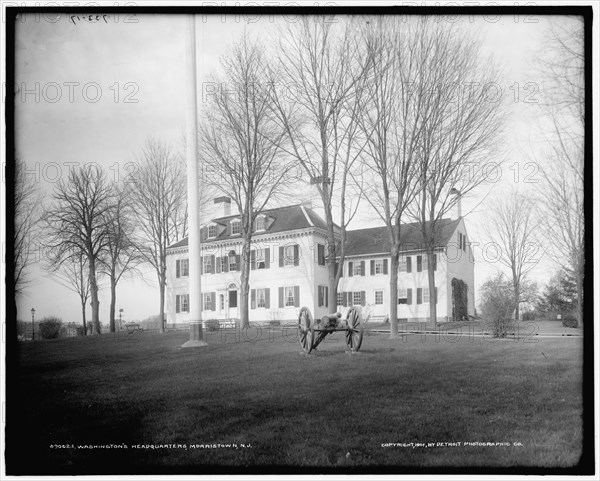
[31,308,35,341]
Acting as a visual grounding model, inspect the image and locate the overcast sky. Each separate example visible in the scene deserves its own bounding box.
[11,11,565,324]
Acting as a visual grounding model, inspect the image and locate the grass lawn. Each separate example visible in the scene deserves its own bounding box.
[6,327,585,474]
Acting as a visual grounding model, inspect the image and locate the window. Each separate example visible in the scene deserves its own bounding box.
[417,255,422,272]
[220,257,228,273]
[285,286,295,307]
[257,288,266,308]
[353,291,362,305]
[398,288,407,305]
[256,248,266,269]
[374,259,384,275]
[229,251,237,271]
[423,288,430,303]
[208,225,217,238]
[180,294,189,312]
[318,285,329,307]
[220,294,225,310]
[337,292,344,306]
[204,293,213,311]
[399,256,407,273]
[176,258,189,278]
[203,256,212,274]
[375,290,384,305]
[255,216,265,232]
[231,220,241,235]
[284,245,295,267]
[317,243,326,266]
[353,263,362,276]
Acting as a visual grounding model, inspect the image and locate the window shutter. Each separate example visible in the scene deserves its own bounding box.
[417,256,422,272]
[318,244,325,266]
[211,292,216,311]
[279,246,284,267]
[294,244,299,266]
[294,286,300,307]
[317,286,322,307]
[361,291,366,306]
[348,262,353,277]
[384,259,388,274]
[325,287,329,308]
[223,257,229,273]
[216,256,221,273]
[176,260,180,278]
[361,261,365,276]
[210,255,215,274]
[265,288,270,308]
[279,287,284,308]
[407,288,412,305]
[407,256,412,273]
[176,295,180,313]
[417,288,422,305]
[265,248,270,269]
[250,250,256,270]
[235,254,240,271]
[251,289,256,309]
[200,256,203,275]
[370,260,375,275]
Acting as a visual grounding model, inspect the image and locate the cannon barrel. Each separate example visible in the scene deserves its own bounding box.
[321,312,342,324]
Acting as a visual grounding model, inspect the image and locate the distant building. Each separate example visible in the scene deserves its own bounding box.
[166,201,474,325]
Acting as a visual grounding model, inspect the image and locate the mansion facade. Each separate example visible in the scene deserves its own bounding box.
[166,201,475,325]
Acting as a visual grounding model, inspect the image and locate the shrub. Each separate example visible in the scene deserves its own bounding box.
[205,319,220,332]
[562,315,579,328]
[39,316,63,339]
[75,325,86,336]
[479,273,515,338]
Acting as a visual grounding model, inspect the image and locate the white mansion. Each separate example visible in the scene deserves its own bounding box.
[166,200,475,325]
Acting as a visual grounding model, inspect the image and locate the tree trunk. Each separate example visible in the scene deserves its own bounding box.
[240,237,251,329]
[513,284,520,321]
[576,256,583,325]
[325,210,339,311]
[159,274,166,333]
[81,299,87,336]
[88,257,101,335]
[389,252,399,338]
[427,249,437,326]
[109,274,116,332]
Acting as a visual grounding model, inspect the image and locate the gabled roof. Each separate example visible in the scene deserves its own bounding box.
[344,218,461,257]
[167,204,330,249]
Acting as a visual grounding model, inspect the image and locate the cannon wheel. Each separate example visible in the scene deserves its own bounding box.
[298,307,315,354]
[345,307,364,352]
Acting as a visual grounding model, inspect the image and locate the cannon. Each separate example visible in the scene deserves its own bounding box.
[297,307,364,354]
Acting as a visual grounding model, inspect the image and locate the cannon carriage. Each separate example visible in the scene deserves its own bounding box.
[297,306,364,354]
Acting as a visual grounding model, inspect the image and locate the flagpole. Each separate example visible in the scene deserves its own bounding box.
[182,14,207,348]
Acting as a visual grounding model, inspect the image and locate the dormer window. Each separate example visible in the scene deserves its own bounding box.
[254,216,266,232]
[230,220,241,235]
[208,224,217,239]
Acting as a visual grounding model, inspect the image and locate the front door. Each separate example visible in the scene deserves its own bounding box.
[228,289,238,319]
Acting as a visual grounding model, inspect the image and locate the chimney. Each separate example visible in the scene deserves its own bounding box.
[214,196,231,217]
[450,188,462,219]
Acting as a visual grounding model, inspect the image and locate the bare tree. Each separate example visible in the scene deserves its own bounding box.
[354,18,422,338]
[45,164,113,335]
[269,16,372,310]
[200,35,289,329]
[484,193,541,321]
[13,159,41,297]
[535,17,584,323]
[130,139,188,333]
[99,186,143,332]
[51,249,90,334]
[409,17,505,325]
